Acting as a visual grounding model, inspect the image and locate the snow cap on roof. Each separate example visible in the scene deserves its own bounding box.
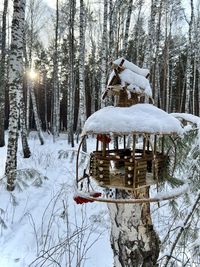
[82,104,183,135]
[113,57,149,77]
[109,58,152,97]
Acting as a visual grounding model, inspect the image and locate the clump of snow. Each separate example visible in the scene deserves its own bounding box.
[82,104,183,135]
[113,57,149,77]
[153,183,189,200]
[119,69,152,97]
[171,113,200,126]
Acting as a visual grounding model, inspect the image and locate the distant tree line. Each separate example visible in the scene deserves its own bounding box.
[0,0,199,148]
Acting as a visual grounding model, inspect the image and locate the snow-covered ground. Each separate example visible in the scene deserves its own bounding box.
[0,122,200,267]
[0,132,112,267]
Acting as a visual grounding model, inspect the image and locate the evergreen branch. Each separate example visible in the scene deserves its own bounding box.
[163,191,200,267]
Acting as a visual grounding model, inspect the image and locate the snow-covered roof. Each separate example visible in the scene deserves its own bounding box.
[107,58,152,97]
[113,57,149,77]
[82,104,183,135]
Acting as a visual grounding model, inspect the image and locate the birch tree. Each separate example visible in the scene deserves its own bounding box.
[144,0,157,68]
[196,6,200,116]
[100,0,108,106]
[5,0,26,191]
[185,0,194,113]
[79,0,87,151]
[108,191,160,267]
[78,0,86,128]
[122,0,133,56]
[68,0,76,147]
[0,0,8,147]
[52,0,60,142]
[28,72,44,145]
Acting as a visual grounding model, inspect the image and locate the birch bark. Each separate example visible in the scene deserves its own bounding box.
[185,0,194,113]
[79,0,87,151]
[68,0,76,147]
[5,0,26,191]
[144,0,157,68]
[100,0,108,107]
[0,0,8,147]
[29,81,44,145]
[52,0,60,142]
[108,190,160,267]
[122,0,133,56]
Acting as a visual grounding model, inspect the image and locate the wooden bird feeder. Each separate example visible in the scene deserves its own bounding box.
[75,104,183,204]
[74,59,185,204]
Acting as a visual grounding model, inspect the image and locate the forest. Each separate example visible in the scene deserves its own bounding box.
[0,0,200,266]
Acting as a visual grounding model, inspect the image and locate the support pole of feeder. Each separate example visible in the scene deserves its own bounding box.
[162,136,165,154]
[102,134,106,157]
[76,135,85,185]
[143,135,146,156]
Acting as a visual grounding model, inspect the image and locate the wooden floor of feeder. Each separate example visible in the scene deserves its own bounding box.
[91,171,156,191]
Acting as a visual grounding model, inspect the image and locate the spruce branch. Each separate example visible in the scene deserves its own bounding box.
[163,191,200,267]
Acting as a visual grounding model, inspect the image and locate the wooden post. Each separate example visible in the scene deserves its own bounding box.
[114,136,119,150]
[102,134,106,157]
[162,136,165,154]
[96,137,99,151]
[154,135,157,154]
[123,135,126,149]
[147,135,150,152]
[143,136,146,156]
[132,134,136,156]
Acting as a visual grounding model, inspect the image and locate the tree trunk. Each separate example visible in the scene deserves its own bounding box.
[0,0,8,147]
[122,0,133,56]
[144,0,157,68]
[79,0,87,152]
[5,0,26,191]
[108,190,160,267]
[185,0,194,113]
[19,86,31,158]
[29,81,44,145]
[52,0,60,142]
[68,0,76,147]
[100,0,108,107]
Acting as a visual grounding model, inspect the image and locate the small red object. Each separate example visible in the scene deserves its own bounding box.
[73,196,94,204]
[97,134,111,144]
[73,192,102,204]
[89,192,102,198]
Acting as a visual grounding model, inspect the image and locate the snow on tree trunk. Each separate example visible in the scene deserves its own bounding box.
[0,0,8,147]
[52,0,60,142]
[100,0,108,107]
[29,81,44,145]
[108,190,160,267]
[5,0,26,191]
